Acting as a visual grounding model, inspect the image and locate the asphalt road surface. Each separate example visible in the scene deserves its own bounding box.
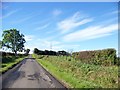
[2,55,67,89]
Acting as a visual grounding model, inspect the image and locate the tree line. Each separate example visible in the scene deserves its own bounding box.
[33,48,70,56]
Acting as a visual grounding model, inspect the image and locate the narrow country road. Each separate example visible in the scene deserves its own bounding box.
[2,55,67,89]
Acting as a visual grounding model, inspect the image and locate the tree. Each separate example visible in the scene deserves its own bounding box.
[25,49,30,55]
[33,48,39,54]
[58,50,68,56]
[2,29,26,55]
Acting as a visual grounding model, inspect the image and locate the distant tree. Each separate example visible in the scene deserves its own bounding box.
[25,49,30,55]
[33,48,57,55]
[58,50,69,56]
[45,50,49,55]
[39,50,44,55]
[34,48,39,54]
[2,29,26,55]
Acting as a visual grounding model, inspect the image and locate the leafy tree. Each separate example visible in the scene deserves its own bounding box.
[2,29,26,55]
[25,49,30,55]
[34,48,39,54]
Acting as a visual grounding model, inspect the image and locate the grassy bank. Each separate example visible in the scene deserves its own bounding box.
[33,54,118,88]
[0,55,26,74]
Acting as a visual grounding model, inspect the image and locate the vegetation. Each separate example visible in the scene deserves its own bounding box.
[24,49,30,55]
[33,54,118,88]
[73,48,118,66]
[34,48,70,56]
[33,48,119,66]
[0,29,30,74]
[1,29,26,55]
[1,51,27,74]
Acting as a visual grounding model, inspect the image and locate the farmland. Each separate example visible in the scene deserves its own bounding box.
[33,54,118,88]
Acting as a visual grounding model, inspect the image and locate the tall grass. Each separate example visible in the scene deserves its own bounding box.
[33,54,118,88]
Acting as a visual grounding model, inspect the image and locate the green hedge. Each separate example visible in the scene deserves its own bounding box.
[1,51,27,63]
[72,48,117,66]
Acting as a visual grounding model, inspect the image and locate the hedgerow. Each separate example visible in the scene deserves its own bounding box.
[72,48,118,66]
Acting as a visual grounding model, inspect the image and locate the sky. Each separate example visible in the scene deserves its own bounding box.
[1,2,118,54]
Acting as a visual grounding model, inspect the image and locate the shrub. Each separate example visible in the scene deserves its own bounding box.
[72,48,117,66]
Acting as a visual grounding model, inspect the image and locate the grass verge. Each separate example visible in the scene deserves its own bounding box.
[0,56,26,74]
[33,54,118,88]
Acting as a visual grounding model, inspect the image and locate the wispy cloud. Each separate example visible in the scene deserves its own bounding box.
[10,12,41,24]
[63,23,118,42]
[103,10,118,17]
[2,5,9,10]
[2,9,19,19]
[37,39,80,51]
[25,36,81,53]
[52,9,62,16]
[49,44,81,52]
[11,15,33,24]
[36,39,61,47]
[25,35,35,41]
[57,12,93,34]
[35,23,50,31]
[25,38,62,53]
[110,10,118,14]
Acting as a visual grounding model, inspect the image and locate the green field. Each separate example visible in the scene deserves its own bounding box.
[0,55,26,74]
[33,54,118,88]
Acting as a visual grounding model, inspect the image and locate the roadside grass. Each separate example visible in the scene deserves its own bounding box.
[33,54,118,88]
[0,56,26,74]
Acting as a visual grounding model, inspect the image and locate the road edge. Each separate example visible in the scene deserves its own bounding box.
[1,58,25,81]
[35,58,69,89]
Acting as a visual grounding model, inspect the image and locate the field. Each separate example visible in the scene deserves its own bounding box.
[33,54,118,88]
[0,52,26,74]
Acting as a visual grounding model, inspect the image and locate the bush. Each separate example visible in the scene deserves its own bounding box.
[1,51,26,63]
[72,48,117,66]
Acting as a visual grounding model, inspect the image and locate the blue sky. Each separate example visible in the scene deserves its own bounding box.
[1,2,118,54]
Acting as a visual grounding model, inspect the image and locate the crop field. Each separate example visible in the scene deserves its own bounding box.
[33,54,118,88]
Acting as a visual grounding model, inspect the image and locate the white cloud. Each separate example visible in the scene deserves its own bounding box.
[111,10,118,14]
[57,12,93,34]
[11,15,33,24]
[1,5,9,10]
[36,39,61,49]
[52,9,62,16]
[24,36,81,54]
[25,38,80,53]
[10,12,40,24]
[102,10,119,17]
[25,35,35,41]
[63,23,118,42]
[25,38,62,53]
[35,23,50,31]
[2,9,19,19]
